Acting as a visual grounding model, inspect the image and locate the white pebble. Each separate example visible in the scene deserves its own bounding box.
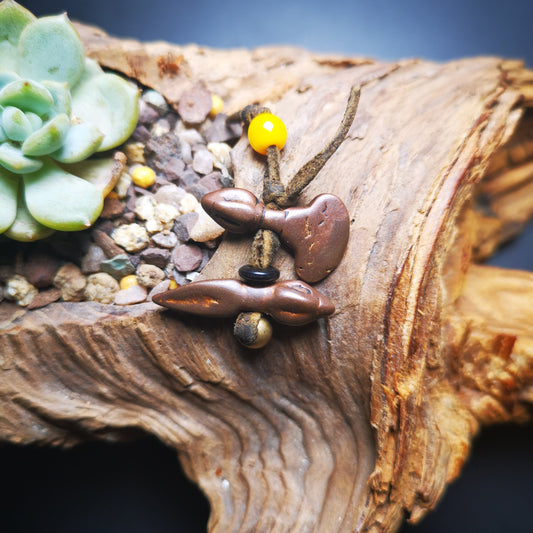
[4,275,37,306]
[134,195,156,220]
[192,148,214,175]
[154,184,186,210]
[142,89,168,113]
[114,170,132,198]
[112,223,149,252]
[179,128,204,146]
[189,205,225,242]
[154,203,179,228]
[114,284,148,305]
[186,271,200,282]
[179,193,199,214]
[208,142,232,171]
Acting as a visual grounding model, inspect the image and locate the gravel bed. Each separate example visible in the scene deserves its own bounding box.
[0,84,242,308]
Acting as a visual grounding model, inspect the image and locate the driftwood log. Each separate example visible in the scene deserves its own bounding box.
[1,24,533,532]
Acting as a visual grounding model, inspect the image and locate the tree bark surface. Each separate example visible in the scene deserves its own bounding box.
[1,24,532,532]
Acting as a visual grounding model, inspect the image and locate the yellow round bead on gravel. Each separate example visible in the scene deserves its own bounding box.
[210,94,224,116]
[120,274,138,290]
[247,112,287,155]
[131,165,156,188]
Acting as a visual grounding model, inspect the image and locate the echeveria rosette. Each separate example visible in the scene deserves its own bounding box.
[0,0,139,241]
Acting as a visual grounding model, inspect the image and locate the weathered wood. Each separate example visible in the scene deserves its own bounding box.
[1,25,532,532]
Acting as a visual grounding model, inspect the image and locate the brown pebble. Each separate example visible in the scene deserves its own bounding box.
[172,243,203,272]
[53,263,87,302]
[114,284,148,305]
[100,196,124,219]
[140,247,170,269]
[28,288,62,309]
[177,84,212,124]
[199,171,223,193]
[202,113,242,143]
[136,264,165,288]
[173,212,198,241]
[20,250,60,288]
[93,229,125,259]
[81,244,106,274]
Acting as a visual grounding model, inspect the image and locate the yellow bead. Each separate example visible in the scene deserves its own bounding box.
[168,278,178,290]
[120,275,138,290]
[131,165,156,188]
[210,94,224,116]
[247,113,287,155]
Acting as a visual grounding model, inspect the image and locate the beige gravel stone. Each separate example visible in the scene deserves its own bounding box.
[4,275,38,307]
[53,263,87,302]
[112,223,150,252]
[84,273,120,304]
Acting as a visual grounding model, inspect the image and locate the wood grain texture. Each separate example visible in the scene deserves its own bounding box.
[1,26,532,532]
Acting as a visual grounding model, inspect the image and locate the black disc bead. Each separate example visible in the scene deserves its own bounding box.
[238,264,280,286]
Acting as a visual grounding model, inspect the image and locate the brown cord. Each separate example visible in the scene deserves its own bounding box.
[233,86,360,345]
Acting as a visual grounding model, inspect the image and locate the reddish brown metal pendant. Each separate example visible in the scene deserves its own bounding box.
[201,188,350,283]
[152,279,335,326]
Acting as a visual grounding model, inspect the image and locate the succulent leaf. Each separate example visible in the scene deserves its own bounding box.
[0,0,35,72]
[0,123,6,142]
[61,152,126,197]
[0,79,53,115]
[2,105,32,141]
[0,70,20,90]
[51,122,103,163]
[0,166,18,232]
[17,14,84,86]
[0,0,35,44]
[71,72,139,151]
[0,142,41,173]
[4,182,54,241]
[21,112,69,156]
[41,80,71,116]
[23,158,102,231]
[24,110,42,131]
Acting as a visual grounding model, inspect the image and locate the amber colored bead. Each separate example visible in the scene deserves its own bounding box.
[238,264,280,286]
[247,112,287,155]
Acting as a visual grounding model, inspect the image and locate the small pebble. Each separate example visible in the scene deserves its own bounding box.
[100,195,124,219]
[179,128,204,146]
[4,275,38,306]
[203,114,242,143]
[112,223,150,252]
[199,171,223,193]
[138,99,160,124]
[93,229,125,258]
[152,118,171,137]
[114,284,148,305]
[140,247,171,269]
[134,195,157,220]
[173,212,199,241]
[192,148,214,175]
[208,142,232,172]
[142,89,168,113]
[179,193,199,214]
[136,264,165,288]
[20,250,60,288]
[119,274,138,290]
[81,244,106,274]
[172,244,203,272]
[180,141,192,165]
[147,279,171,302]
[124,142,146,164]
[28,288,61,309]
[53,263,87,302]
[84,273,120,304]
[178,85,212,124]
[100,254,135,280]
[154,184,186,210]
[132,165,156,188]
[163,158,186,182]
[152,231,178,249]
[154,203,179,229]
[186,271,201,282]
[114,171,133,199]
[132,124,151,143]
[189,206,225,242]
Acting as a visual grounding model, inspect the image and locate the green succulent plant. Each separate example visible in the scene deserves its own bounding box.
[0,0,139,241]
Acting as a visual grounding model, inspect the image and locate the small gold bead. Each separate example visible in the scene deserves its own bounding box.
[120,274,138,290]
[234,312,273,349]
[131,165,156,188]
[210,94,224,116]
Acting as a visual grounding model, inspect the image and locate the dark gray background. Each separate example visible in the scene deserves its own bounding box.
[1,1,532,532]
